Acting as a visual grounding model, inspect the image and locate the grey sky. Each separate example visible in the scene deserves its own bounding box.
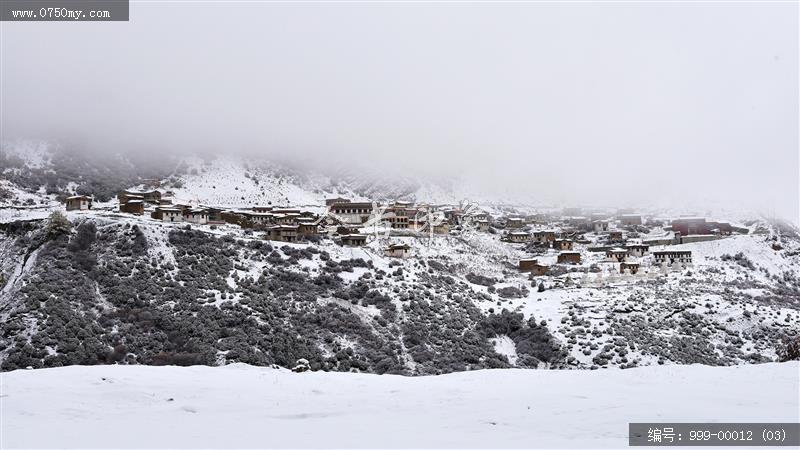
[1,2,798,221]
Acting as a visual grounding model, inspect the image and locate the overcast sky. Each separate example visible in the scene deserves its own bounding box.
[1,2,798,221]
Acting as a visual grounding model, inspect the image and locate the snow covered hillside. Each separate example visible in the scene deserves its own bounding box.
[0,142,492,212]
[2,210,798,373]
[1,143,799,374]
[142,155,542,209]
[2,362,797,449]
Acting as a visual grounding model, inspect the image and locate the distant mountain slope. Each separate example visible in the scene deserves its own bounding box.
[0,142,473,209]
[165,156,364,207]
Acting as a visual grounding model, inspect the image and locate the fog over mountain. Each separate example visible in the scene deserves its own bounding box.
[2,5,800,443]
[1,2,797,221]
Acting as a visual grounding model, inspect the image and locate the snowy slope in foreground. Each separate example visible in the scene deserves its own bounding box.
[3,363,798,449]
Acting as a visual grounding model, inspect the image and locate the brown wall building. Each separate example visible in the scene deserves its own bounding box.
[120,200,144,215]
[557,252,581,264]
[519,259,548,276]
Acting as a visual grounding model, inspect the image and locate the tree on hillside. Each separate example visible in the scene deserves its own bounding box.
[46,211,72,237]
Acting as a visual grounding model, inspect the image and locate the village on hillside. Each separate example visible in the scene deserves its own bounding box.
[63,184,752,285]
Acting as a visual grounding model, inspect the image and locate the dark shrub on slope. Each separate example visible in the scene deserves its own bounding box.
[478,310,566,367]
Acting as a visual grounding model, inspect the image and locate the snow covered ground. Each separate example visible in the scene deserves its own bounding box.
[2,362,798,449]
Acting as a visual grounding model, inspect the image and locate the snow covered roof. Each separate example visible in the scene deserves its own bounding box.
[268,225,299,231]
[672,217,706,222]
[331,202,373,209]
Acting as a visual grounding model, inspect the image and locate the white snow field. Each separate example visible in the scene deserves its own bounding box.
[2,363,798,449]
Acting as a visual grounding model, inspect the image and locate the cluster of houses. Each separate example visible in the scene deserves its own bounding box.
[323,198,490,234]
[518,239,694,279]
[65,190,742,272]
[63,191,495,258]
[507,209,746,279]
[120,189,328,243]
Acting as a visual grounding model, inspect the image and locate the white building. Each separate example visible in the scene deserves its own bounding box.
[506,231,531,243]
[154,207,183,222]
[506,217,525,228]
[65,195,92,211]
[619,214,642,226]
[329,202,374,224]
[384,243,411,258]
[184,208,209,225]
[605,248,628,263]
[625,244,650,257]
[653,250,692,265]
